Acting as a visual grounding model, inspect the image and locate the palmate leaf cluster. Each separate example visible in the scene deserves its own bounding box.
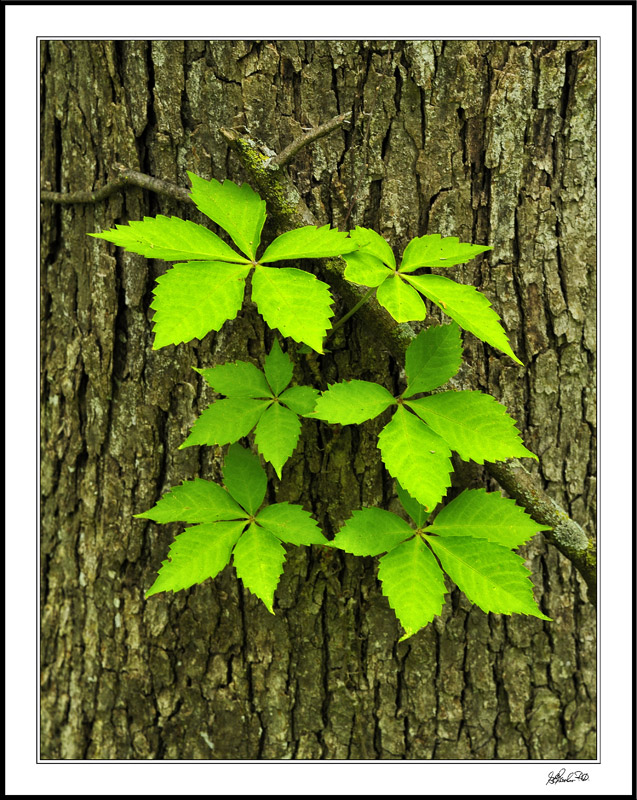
[92,173,551,640]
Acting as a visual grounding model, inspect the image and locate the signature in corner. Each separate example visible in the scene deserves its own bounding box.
[547,767,590,785]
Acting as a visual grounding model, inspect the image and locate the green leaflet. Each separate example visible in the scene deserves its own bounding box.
[259,225,357,263]
[233,523,286,613]
[403,323,463,397]
[376,274,427,322]
[406,391,537,464]
[222,444,267,516]
[180,398,271,449]
[425,534,551,620]
[151,262,251,350]
[251,265,334,353]
[424,488,551,548]
[254,403,302,479]
[89,215,251,263]
[378,537,448,641]
[312,380,396,425]
[278,385,319,416]
[256,502,328,546]
[330,507,414,556]
[196,361,272,398]
[377,406,452,512]
[187,172,266,260]
[348,226,396,268]
[399,234,491,272]
[396,482,429,528]
[146,520,246,598]
[264,339,294,396]
[343,251,393,287]
[403,273,522,365]
[135,478,247,524]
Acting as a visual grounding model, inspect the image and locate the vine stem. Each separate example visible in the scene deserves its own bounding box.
[327,286,376,339]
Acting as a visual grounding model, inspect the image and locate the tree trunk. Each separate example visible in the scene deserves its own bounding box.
[40,40,596,760]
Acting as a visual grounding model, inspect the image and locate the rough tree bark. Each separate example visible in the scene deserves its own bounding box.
[40,40,596,760]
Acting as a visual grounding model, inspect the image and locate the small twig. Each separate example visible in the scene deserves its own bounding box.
[326,286,377,340]
[40,163,191,205]
[268,112,351,170]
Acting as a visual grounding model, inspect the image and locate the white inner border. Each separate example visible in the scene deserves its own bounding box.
[8,2,632,796]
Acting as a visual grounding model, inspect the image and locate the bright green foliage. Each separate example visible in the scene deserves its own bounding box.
[222,443,267,516]
[134,478,247,524]
[89,215,251,263]
[331,507,414,555]
[376,274,427,322]
[278,385,320,416]
[233,524,286,613]
[404,274,521,364]
[426,534,551,620]
[256,502,327,546]
[348,226,396,268]
[260,225,357,263]
[406,391,537,464]
[377,406,453,511]
[182,343,317,477]
[91,176,358,353]
[396,482,429,528]
[146,521,246,598]
[195,361,271,398]
[251,266,334,353]
[311,380,395,424]
[143,444,327,609]
[181,398,271,448]
[378,537,448,641]
[187,172,266,260]
[331,484,549,639]
[403,323,462,397]
[151,262,251,349]
[254,403,301,478]
[399,234,491,272]
[343,251,393,287]
[424,488,552,548]
[264,339,294,396]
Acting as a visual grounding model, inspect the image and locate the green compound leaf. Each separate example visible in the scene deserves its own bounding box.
[180,399,271,449]
[378,536,448,641]
[232,523,286,613]
[378,406,452,512]
[259,225,357,263]
[90,215,251,263]
[222,444,268,516]
[264,339,294,396]
[331,507,414,556]
[151,262,250,350]
[254,403,302,478]
[396,482,429,528]
[312,380,396,425]
[404,323,463,397]
[376,274,427,322]
[135,478,247,524]
[424,488,551,549]
[399,234,491,273]
[256,502,327,546]
[251,266,334,353]
[348,226,396,268]
[187,172,266,260]
[195,361,272,398]
[406,391,537,464]
[343,251,393,287]
[278,385,320,416]
[404,273,522,365]
[425,534,551,620]
[145,520,246,598]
